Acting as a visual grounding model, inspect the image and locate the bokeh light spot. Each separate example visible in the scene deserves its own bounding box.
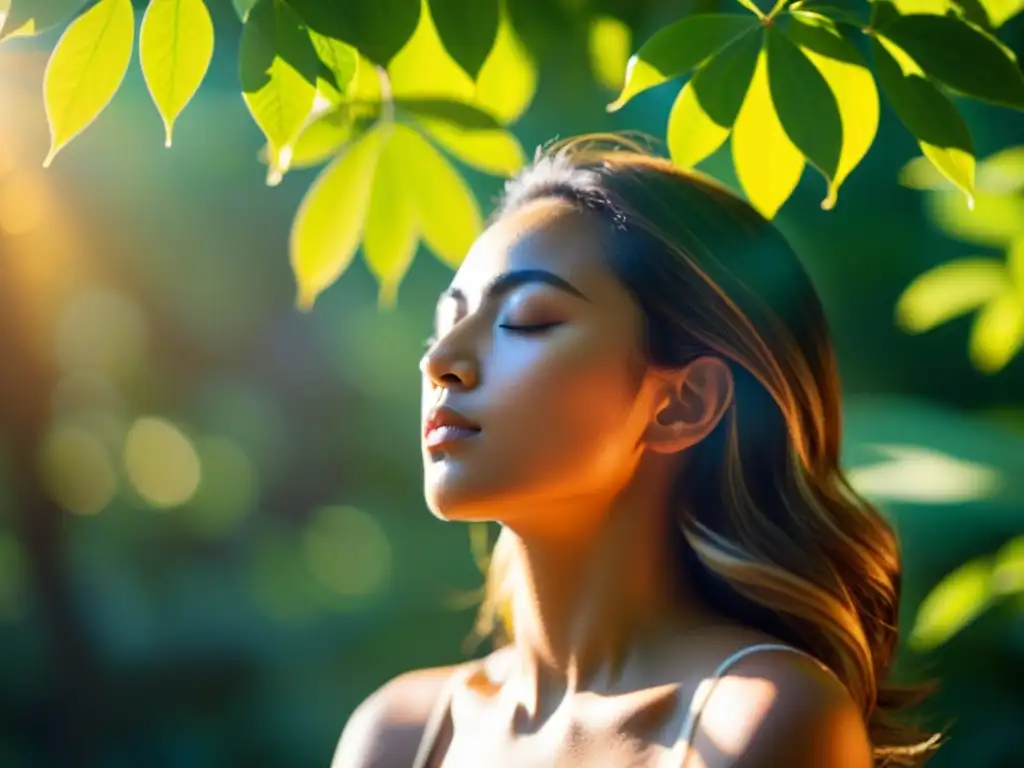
[184,437,259,536]
[55,290,148,377]
[124,417,201,508]
[304,506,391,599]
[39,424,117,515]
[0,170,49,236]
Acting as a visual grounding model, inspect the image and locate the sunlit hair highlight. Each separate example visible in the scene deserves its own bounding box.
[469,133,940,765]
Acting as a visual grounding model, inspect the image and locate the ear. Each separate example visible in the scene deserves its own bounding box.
[643,356,734,455]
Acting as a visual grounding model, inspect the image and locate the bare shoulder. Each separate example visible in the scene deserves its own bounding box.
[331,663,463,768]
[686,646,873,768]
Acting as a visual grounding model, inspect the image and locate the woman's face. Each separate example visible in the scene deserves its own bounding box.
[420,197,665,529]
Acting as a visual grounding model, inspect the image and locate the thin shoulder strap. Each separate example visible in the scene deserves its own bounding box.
[664,643,829,768]
[410,661,481,768]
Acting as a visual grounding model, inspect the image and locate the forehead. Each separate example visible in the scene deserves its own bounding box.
[449,197,626,304]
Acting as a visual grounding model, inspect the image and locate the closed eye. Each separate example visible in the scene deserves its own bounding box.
[498,322,562,334]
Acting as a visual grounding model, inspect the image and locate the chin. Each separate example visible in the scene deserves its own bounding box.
[422,464,508,523]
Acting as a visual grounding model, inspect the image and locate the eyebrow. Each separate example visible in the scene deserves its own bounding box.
[440,268,591,306]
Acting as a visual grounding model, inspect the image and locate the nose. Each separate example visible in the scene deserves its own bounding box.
[420,339,479,391]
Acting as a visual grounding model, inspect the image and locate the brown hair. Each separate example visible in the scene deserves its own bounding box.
[468,134,940,765]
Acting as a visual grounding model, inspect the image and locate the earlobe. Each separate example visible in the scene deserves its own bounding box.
[644,356,733,455]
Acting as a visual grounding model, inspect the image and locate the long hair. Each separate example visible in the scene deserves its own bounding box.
[469,134,940,765]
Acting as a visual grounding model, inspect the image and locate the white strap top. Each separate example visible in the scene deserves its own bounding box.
[412,642,828,768]
[664,642,827,767]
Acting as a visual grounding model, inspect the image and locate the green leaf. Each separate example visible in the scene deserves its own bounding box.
[1010,235,1024,290]
[287,111,357,169]
[928,190,1024,246]
[786,12,879,208]
[732,47,806,219]
[880,14,1024,109]
[473,0,536,124]
[734,0,765,16]
[429,0,499,79]
[588,15,632,92]
[240,0,320,177]
[992,535,1024,594]
[232,0,259,22]
[766,26,842,197]
[667,28,761,169]
[412,119,524,176]
[608,13,761,111]
[363,129,421,307]
[896,258,1010,333]
[871,36,975,203]
[139,0,215,148]
[397,123,482,268]
[909,556,993,650]
[41,0,134,167]
[0,0,84,40]
[976,0,1024,27]
[290,126,386,311]
[308,30,358,96]
[977,145,1024,193]
[388,0,476,102]
[970,289,1024,372]
[288,0,420,66]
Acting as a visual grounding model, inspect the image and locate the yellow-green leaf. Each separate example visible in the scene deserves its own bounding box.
[0,0,85,40]
[896,258,1010,333]
[42,0,134,167]
[309,30,358,97]
[609,13,761,111]
[139,0,214,148]
[288,111,357,169]
[978,145,1024,194]
[388,0,475,103]
[732,47,805,219]
[871,36,975,204]
[992,535,1024,595]
[909,556,993,650]
[1010,235,1024,290]
[767,25,842,194]
[667,28,761,169]
[415,120,524,176]
[970,289,1024,372]
[290,126,386,311]
[977,0,1024,27]
[239,0,320,176]
[363,130,421,307]
[397,123,482,268]
[588,15,631,92]
[927,190,1024,247]
[733,0,764,17]
[473,0,536,124]
[786,12,879,209]
[429,0,499,79]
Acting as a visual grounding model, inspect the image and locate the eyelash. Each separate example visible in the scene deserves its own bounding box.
[422,322,560,349]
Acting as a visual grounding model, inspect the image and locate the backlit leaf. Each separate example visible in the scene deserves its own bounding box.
[767,26,842,195]
[239,0,320,177]
[976,0,1024,27]
[992,535,1024,594]
[0,0,84,40]
[140,0,214,148]
[970,290,1024,372]
[363,130,421,307]
[732,47,805,219]
[309,30,358,96]
[414,120,524,176]
[42,0,134,167]
[388,0,475,103]
[786,11,879,208]
[909,556,993,650]
[398,123,482,268]
[288,112,357,169]
[290,126,386,310]
[928,191,1024,246]
[588,15,631,92]
[881,13,1024,109]
[871,36,975,203]
[667,28,761,169]
[474,0,536,124]
[609,13,761,111]
[1010,235,1024,290]
[977,145,1024,193]
[430,0,499,79]
[896,258,1010,333]
[287,0,420,66]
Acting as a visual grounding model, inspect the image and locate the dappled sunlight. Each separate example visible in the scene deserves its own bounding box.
[123,416,201,509]
[847,444,1001,504]
[39,422,117,515]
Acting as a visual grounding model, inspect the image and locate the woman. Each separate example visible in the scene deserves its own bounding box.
[334,135,940,767]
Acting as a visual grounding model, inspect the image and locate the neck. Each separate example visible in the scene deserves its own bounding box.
[500,456,713,719]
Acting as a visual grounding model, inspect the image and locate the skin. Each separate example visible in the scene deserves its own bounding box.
[334,198,873,767]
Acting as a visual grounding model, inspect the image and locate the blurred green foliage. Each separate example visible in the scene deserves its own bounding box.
[0,0,1023,766]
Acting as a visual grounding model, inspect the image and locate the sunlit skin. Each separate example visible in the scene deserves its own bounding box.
[335,198,873,767]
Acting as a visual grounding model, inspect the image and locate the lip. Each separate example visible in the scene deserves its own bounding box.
[423,406,481,448]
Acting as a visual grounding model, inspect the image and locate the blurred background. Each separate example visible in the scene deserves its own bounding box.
[1,1,1024,766]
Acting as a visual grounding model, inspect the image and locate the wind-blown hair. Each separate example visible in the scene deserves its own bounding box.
[470,134,940,765]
